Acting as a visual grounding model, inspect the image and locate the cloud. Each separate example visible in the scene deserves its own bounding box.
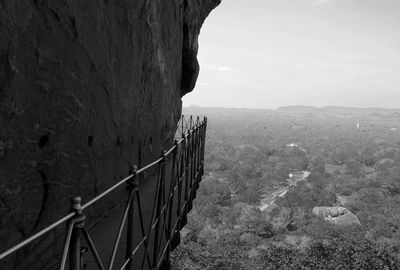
[217,66,231,72]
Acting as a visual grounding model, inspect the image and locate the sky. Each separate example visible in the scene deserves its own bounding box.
[182,0,400,109]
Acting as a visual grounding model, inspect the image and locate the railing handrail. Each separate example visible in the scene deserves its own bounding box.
[0,115,207,263]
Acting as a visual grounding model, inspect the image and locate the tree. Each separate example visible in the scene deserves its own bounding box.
[262,236,399,270]
[346,159,363,177]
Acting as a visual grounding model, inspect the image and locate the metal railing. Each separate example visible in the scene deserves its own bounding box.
[175,115,199,139]
[0,115,207,270]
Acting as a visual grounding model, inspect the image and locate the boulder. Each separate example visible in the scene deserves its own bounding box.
[313,206,360,226]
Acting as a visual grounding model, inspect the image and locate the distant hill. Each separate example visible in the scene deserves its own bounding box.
[323,106,400,113]
[275,105,400,117]
[276,105,323,112]
[277,105,319,110]
[183,105,400,118]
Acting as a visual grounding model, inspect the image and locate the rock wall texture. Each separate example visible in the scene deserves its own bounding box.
[0,0,220,268]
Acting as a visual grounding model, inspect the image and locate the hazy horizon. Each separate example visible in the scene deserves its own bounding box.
[183,104,400,110]
[183,0,400,109]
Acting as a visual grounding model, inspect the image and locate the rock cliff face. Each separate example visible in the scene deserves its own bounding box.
[0,0,220,268]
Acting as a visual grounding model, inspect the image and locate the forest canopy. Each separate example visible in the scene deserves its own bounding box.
[172,107,400,270]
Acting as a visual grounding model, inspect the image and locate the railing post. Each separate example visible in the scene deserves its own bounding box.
[178,133,187,230]
[184,131,191,213]
[171,138,182,250]
[202,117,207,176]
[166,140,178,251]
[70,197,83,270]
[188,128,195,211]
[153,151,167,268]
[126,166,138,270]
[181,115,184,137]
[195,126,200,190]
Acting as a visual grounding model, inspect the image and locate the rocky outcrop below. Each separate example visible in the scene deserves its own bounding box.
[0,0,220,268]
[313,207,361,226]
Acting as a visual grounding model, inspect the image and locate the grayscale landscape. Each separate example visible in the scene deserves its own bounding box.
[171,106,400,269]
[1,0,399,269]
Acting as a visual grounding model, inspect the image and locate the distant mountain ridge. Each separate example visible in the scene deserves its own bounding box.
[277,105,400,113]
[276,105,322,112]
[184,105,400,114]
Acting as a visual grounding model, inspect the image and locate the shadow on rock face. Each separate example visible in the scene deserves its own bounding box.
[180,23,200,97]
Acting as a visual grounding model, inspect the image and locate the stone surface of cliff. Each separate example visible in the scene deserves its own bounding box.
[0,0,220,268]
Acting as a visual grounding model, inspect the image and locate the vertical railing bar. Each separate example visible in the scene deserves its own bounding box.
[119,236,148,270]
[156,241,172,270]
[168,141,178,236]
[119,190,153,270]
[201,123,205,175]
[59,221,75,270]
[69,226,80,270]
[163,139,179,267]
[199,125,202,178]
[135,191,152,269]
[181,115,184,137]
[202,118,207,176]
[140,156,164,269]
[189,129,194,205]
[183,115,185,134]
[194,127,199,191]
[108,191,134,270]
[157,148,170,265]
[152,152,166,268]
[156,140,178,267]
[200,122,205,175]
[156,153,168,255]
[195,127,200,186]
[184,132,190,214]
[125,166,138,270]
[196,123,201,187]
[157,161,169,264]
[188,129,193,209]
[69,197,83,270]
[191,128,196,200]
[194,127,197,193]
[81,227,105,270]
[177,135,185,230]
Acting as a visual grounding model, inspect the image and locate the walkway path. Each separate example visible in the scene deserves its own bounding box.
[259,171,310,211]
